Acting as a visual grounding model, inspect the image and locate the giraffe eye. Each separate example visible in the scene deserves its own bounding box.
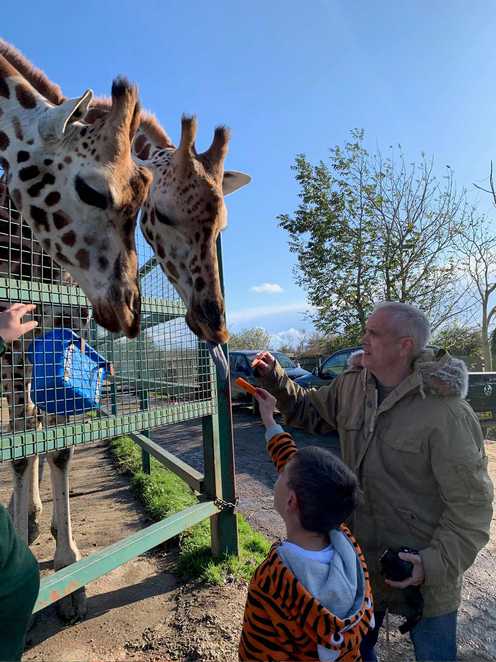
[155,207,176,226]
[75,175,108,210]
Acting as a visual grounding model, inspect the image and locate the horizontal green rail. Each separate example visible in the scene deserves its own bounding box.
[0,277,87,306]
[34,499,219,612]
[131,432,204,492]
[111,376,199,397]
[0,400,214,461]
[0,277,186,316]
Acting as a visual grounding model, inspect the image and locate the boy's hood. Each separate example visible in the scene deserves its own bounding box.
[275,529,371,660]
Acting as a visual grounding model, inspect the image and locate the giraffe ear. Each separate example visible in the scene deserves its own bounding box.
[38,90,94,142]
[222,171,251,196]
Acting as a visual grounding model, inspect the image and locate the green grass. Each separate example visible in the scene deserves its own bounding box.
[110,435,270,584]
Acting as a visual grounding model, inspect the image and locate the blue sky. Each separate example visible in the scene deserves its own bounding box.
[3,1,496,346]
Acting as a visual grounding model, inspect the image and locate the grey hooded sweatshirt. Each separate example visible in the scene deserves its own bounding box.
[278,529,367,661]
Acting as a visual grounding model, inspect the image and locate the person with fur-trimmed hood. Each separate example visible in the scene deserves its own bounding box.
[254,302,493,662]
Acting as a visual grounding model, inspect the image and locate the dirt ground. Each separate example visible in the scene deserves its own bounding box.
[0,409,494,661]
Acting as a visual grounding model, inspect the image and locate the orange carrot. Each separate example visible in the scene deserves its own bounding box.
[234,377,258,397]
[251,357,262,368]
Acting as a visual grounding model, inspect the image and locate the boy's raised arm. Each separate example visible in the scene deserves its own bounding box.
[254,387,297,473]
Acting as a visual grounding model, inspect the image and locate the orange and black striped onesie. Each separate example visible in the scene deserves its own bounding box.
[239,432,374,661]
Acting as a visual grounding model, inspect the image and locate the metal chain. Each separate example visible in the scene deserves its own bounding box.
[214,496,239,512]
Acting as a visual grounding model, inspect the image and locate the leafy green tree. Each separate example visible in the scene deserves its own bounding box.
[279,130,469,336]
[228,327,271,350]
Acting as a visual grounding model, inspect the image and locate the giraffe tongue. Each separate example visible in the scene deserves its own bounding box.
[206,342,229,382]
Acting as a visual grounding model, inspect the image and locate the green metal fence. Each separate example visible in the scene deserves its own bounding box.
[0,196,238,610]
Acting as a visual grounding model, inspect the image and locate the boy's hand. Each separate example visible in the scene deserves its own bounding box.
[252,351,276,378]
[0,304,38,342]
[254,387,278,429]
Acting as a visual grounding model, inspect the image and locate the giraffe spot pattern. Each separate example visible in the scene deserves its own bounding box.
[61,231,76,247]
[98,255,108,271]
[19,165,40,181]
[44,191,60,207]
[55,251,73,266]
[0,131,9,150]
[27,173,56,197]
[11,117,23,140]
[0,77,10,98]
[75,248,90,270]
[30,205,50,232]
[195,277,206,292]
[53,210,72,229]
[165,261,179,279]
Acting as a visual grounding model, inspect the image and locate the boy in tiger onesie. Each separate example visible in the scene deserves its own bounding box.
[239,387,374,662]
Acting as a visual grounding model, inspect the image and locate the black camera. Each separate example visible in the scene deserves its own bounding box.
[379,547,423,634]
[379,546,418,582]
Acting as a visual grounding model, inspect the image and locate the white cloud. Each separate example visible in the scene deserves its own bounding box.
[228,302,314,325]
[251,282,284,294]
[270,328,308,350]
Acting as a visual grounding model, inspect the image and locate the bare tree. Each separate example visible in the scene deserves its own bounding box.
[370,151,471,331]
[457,213,496,370]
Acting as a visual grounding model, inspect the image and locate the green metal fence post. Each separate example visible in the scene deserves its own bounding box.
[202,236,238,556]
[137,334,151,474]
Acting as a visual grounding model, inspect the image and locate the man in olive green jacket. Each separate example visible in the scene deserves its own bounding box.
[256,302,493,662]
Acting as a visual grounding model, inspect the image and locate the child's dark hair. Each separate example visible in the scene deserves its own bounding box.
[287,446,361,532]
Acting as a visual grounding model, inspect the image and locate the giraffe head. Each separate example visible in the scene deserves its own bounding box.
[132,115,250,346]
[0,42,152,338]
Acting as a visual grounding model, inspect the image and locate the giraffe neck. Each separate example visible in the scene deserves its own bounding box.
[0,74,46,173]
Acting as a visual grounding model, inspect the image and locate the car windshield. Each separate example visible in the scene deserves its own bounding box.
[273,352,296,369]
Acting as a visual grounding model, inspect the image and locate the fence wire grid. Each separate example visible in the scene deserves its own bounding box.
[0,198,216,461]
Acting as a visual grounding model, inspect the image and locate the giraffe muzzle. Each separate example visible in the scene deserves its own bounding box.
[92,293,141,339]
[185,297,228,346]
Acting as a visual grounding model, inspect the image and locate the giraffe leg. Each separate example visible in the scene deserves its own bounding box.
[11,457,30,543]
[6,377,44,544]
[27,454,43,544]
[47,448,87,622]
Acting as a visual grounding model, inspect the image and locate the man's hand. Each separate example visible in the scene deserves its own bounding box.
[252,351,276,378]
[0,303,38,342]
[385,552,425,589]
[254,387,278,429]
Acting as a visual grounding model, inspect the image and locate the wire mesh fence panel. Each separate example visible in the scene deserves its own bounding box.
[0,195,216,462]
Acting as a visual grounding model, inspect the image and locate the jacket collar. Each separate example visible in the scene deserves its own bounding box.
[351,347,468,408]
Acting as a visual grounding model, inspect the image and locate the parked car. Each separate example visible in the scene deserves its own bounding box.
[230,349,311,409]
[294,345,496,428]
